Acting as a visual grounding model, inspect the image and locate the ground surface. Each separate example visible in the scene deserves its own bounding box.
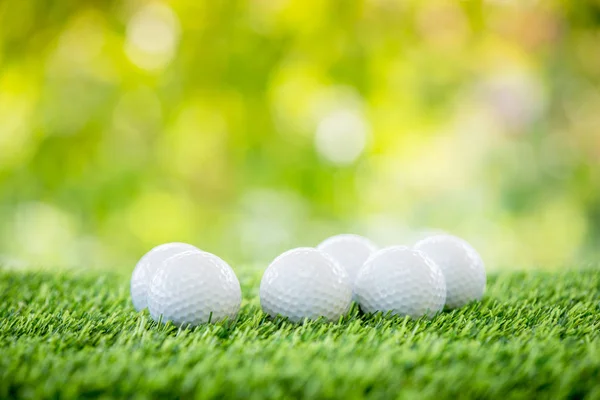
[1,267,599,399]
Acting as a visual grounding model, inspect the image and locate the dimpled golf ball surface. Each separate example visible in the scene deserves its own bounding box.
[260,248,352,323]
[317,234,378,284]
[130,242,200,311]
[148,250,242,326]
[354,246,446,318]
[414,234,486,309]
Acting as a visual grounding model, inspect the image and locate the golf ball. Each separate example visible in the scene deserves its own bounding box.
[147,250,242,326]
[260,247,352,323]
[130,242,200,311]
[354,246,446,318]
[317,234,378,284]
[414,234,485,309]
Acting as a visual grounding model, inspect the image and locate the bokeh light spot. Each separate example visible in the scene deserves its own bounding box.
[315,109,369,165]
[125,2,180,71]
[12,203,77,266]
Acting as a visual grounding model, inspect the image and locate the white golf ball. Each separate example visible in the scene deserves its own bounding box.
[317,234,378,284]
[260,247,352,323]
[354,246,446,318]
[147,250,242,326]
[414,234,486,309]
[130,242,200,311]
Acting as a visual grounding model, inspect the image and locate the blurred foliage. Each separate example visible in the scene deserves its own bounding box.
[0,0,599,269]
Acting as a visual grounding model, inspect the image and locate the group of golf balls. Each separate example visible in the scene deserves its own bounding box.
[130,234,486,326]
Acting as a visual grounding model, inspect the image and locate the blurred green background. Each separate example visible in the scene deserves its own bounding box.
[0,0,598,270]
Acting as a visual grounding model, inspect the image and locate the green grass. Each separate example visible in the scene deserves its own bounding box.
[1,267,600,400]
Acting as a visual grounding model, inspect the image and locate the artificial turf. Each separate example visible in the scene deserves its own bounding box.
[1,266,599,399]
